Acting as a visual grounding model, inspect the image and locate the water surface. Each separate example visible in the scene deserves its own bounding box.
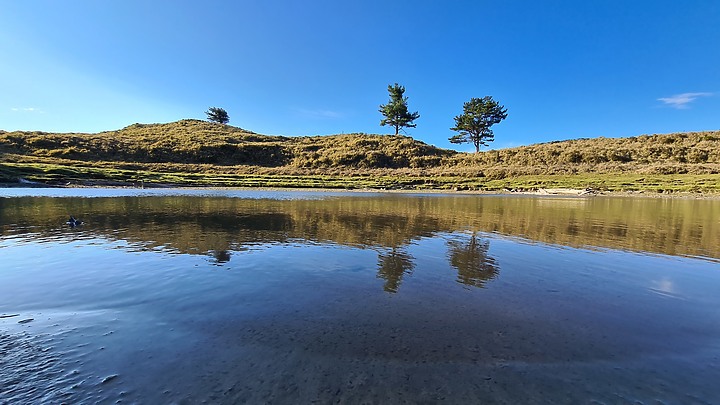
[1,189,719,403]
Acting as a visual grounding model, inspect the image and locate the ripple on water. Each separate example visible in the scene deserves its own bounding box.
[0,330,126,404]
[0,332,75,403]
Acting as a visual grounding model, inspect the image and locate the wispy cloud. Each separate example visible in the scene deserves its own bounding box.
[649,277,682,299]
[11,107,42,112]
[293,108,343,119]
[658,92,713,109]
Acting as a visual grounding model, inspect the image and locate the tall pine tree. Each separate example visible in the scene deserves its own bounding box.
[379,83,420,135]
[449,96,507,152]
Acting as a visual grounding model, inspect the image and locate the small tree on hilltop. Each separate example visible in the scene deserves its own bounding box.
[449,96,507,152]
[379,83,420,135]
[205,107,230,124]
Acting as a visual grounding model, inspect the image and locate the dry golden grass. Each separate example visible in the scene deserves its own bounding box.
[1,119,719,191]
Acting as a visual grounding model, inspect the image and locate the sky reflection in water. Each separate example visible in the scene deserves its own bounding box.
[1,189,719,403]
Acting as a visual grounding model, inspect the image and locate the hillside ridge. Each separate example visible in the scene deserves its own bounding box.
[1,119,720,179]
[0,119,720,168]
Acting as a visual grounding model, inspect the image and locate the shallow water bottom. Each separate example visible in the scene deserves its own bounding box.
[2,234,720,404]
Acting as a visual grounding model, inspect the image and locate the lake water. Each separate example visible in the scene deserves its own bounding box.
[1,188,719,404]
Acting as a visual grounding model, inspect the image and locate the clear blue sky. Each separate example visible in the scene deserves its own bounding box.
[1,1,718,151]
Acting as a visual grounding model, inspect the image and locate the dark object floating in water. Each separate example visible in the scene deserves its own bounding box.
[0,314,20,319]
[18,318,34,324]
[212,250,232,264]
[67,216,84,227]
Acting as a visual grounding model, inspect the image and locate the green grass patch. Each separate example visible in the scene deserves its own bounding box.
[3,161,720,194]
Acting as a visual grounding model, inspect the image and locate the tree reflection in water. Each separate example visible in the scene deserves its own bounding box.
[446,232,499,288]
[376,248,415,293]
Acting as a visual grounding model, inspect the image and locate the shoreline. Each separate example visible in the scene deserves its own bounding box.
[2,181,718,199]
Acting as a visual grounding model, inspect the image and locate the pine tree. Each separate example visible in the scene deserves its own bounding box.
[379,83,420,135]
[449,96,507,152]
[205,107,230,124]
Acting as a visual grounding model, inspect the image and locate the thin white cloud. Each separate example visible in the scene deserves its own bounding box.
[658,92,713,109]
[649,277,684,299]
[293,108,343,119]
[652,278,674,294]
[10,107,41,112]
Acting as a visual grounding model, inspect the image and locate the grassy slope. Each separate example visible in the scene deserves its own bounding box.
[1,119,719,193]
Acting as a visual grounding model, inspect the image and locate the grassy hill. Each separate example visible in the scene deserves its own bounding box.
[1,119,719,193]
[0,119,451,168]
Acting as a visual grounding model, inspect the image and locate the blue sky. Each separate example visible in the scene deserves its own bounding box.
[1,1,718,151]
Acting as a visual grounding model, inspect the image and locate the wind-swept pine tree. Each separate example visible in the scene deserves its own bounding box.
[379,83,420,135]
[449,96,507,152]
[205,107,230,124]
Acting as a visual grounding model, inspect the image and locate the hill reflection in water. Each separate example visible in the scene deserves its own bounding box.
[1,192,719,292]
[2,193,717,256]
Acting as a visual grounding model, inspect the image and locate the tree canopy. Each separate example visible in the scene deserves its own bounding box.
[449,96,507,152]
[379,83,420,135]
[205,107,230,124]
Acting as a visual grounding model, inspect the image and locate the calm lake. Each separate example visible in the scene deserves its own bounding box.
[1,188,719,404]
